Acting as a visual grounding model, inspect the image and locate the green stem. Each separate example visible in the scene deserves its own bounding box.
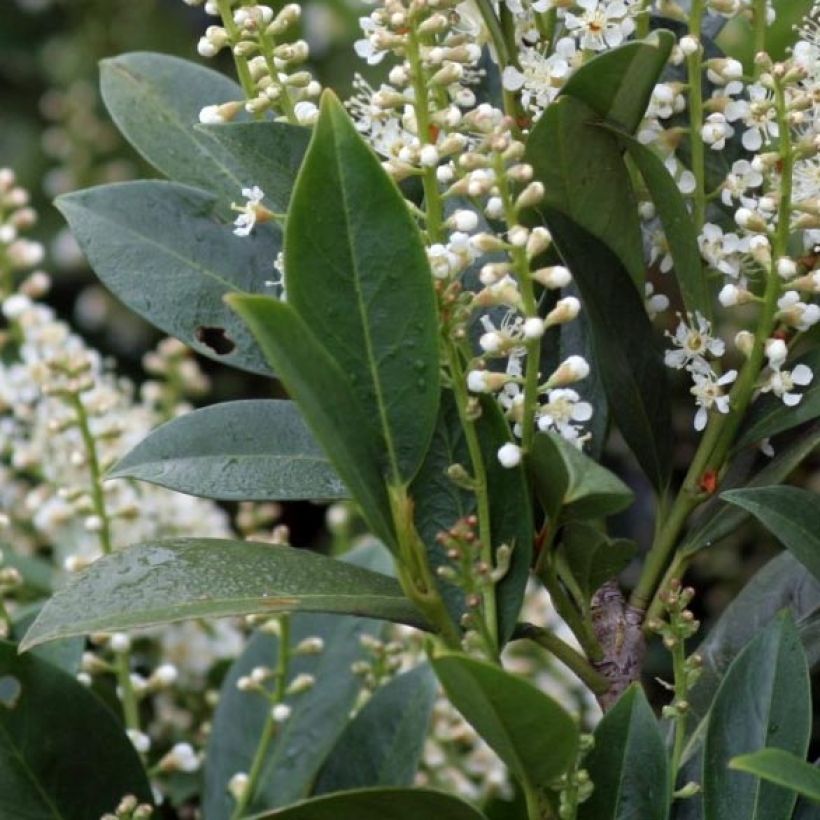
[514,623,610,694]
[752,0,768,77]
[446,343,499,651]
[669,640,687,795]
[686,0,707,234]
[636,0,653,39]
[70,393,141,733]
[230,616,291,820]
[216,0,258,103]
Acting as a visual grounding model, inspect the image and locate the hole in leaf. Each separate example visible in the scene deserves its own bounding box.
[195,326,236,356]
[0,675,21,709]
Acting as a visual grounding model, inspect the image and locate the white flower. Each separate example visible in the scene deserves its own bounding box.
[501,39,577,117]
[537,388,593,442]
[697,223,748,278]
[547,355,590,387]
[644,282,669,319]
[564,0,634,52]
[126,729,151,754]
[765,338,788,369]
[161,742,200,773]
[271,703,292,722]
[701,112,735,151]
[725,83,779,152]
[232,186,266,237]
[665,312,725,372]
[776,291,820,331]
[760,364,813,406]
[497,442,522,468]
[690,369,737,431]
[721,160,763,207]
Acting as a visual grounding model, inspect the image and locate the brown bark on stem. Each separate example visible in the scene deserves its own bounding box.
[590,580,646,711]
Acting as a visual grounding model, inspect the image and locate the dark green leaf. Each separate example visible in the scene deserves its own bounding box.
[227,295,396,547]
[721,486,820,583]
[57,181,280,375]
[109,400,346,501]
[477,397,534,645]
[20,538,426,651]
[196,121,310,211]
[561,31,675,132]
[315,664,437,793]
[681,422,820,555]
[579,684,668,820]
[248,788,488,820]
[731,749,820,804]
[432,654,577,789]
[10,605,83,674]
[558,522,637,608]
[285,92,439,484]
[738,348,820,448]
[204,613,383,816]
[534,208,672,492]
[689,552,820,729]
[0,640,152,817]
[527,96,644,282]
[703,612,811,820]
[529,431,634,522]
[607,128,708,317]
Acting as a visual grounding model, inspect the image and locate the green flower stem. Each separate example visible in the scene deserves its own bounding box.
[216,0,259,104]
[753,0,768,78]
[446,342,499,651]
[230,615,291,820]
[669,637,687,795]
[631,79,794,616]
[536,8,558,54]
[69,393,141,733]
[406,24,499,652]
[514,622,611,695]
[523,779,553,820]
[686,0,707,234]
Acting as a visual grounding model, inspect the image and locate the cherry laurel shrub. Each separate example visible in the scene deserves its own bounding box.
[2,0,820,818]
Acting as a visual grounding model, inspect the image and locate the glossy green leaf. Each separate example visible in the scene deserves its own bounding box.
[285,92,439,484]
[0,641,152,817]
[315,664,437,793]
[681,422,820,555]
[703,612,811,820]
[204,610,384,816]
[527,95,644,283]
[561,31,675,132]
[608,128,708,317]
[558,522,637,608]
[721,486,820,583]
[20,538,426,651]
[535,208,672,492]
[227,295,396,547]
[109,400,346,501]
[248,788,488,820]
[579,685,668,820]
[731,749,820,804]
[529,431,634,521]
[738,348,820,447]
[101,52,250,206]
[432,654,577,789]
[57,181,280,375]
[477,397,534,644]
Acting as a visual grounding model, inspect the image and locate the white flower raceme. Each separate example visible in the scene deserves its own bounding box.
[690,369,737,431]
